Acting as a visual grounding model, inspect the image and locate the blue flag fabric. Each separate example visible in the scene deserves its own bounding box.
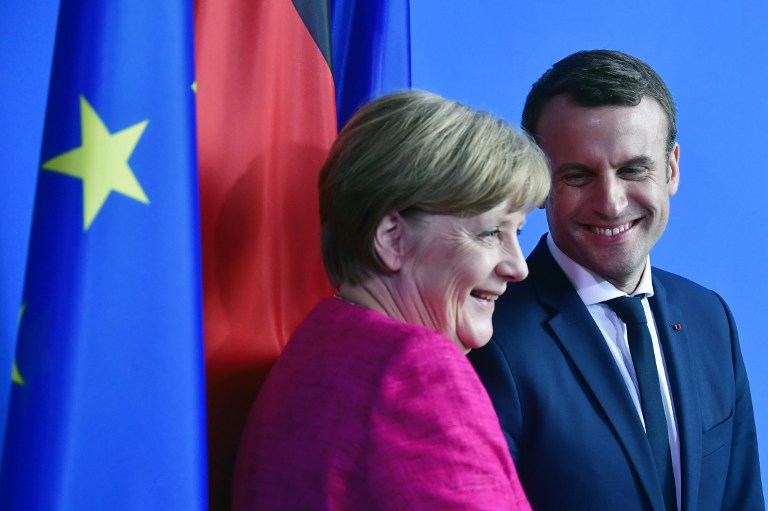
[0,1,207,510]
[331,0,412,129]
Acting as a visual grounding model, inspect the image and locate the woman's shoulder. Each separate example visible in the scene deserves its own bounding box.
[297,297,460,352]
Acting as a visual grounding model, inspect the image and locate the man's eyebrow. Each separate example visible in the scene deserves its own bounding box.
[618,156,655,167]
[553,162,590,174]
[554,156,656,174]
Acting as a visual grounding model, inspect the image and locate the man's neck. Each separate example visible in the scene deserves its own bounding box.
[545,234,654,303]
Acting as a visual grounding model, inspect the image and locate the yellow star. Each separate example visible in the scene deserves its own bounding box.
[42,95,150,230]
[13,304,26,386]
[12,362,24,386]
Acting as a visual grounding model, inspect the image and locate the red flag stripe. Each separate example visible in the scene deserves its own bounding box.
[195,1,336,508]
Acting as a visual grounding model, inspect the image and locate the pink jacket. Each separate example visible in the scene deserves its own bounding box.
[233,297,531,510]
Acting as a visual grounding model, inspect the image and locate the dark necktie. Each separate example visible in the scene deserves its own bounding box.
[605,296,676,511]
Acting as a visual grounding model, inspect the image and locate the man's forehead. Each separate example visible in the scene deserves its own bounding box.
[537,94,669,132]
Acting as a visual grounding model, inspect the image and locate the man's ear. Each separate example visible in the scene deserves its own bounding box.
[667,142,680,197]
[374,211,404,272]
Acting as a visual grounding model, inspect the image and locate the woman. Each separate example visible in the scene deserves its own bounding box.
[233,91,550,510]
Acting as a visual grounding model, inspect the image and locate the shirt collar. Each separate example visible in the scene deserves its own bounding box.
[545,233,654,306]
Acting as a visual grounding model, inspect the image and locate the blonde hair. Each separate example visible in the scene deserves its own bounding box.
[319,90,550,288]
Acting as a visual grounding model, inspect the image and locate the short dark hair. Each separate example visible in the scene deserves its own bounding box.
[522,50,677,154]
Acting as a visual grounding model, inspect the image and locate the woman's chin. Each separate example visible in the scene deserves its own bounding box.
[456,331,492,353]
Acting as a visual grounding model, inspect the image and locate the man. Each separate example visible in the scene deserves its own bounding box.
[469,50,764,511]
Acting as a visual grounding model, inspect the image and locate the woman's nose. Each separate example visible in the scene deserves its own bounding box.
[498,237,529,282]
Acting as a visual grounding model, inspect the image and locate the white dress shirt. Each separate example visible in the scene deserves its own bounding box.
[546,235,681,509]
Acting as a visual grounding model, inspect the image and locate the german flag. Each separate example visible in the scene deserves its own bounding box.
[194,1,410,509]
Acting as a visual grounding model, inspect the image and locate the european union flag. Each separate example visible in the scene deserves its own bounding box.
[0,1,207,509]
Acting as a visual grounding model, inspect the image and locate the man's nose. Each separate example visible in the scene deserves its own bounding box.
[593,174,628,218]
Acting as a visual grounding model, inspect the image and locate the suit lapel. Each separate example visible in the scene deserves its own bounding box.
[528,238,665,511]
[649,276,702,511]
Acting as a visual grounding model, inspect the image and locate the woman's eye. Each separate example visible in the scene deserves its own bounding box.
[480,228,502,241]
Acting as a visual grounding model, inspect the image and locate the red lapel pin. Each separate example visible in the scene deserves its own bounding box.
[673,323,682,331]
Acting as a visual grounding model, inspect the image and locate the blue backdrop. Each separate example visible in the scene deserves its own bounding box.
[2,0,766,496]
[410,1,767,491]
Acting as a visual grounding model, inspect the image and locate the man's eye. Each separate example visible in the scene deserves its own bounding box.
[561,172,589,185]
[619,167,648,178]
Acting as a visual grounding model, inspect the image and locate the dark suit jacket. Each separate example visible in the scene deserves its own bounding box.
[469,236,764,511]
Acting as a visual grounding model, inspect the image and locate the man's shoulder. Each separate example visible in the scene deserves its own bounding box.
[492,275,557,352]
[496,276,544,314]
[651,267,722,302]
[651,266,704,287]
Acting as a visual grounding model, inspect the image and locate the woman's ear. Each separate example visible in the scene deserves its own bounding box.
[374,211,404,272]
